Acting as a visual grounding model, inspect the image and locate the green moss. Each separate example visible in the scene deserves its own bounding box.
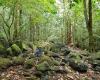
[6,47,13,56]
[0,44,6,55]
[22,43,29,51]
[39,55,60,67]
[47,57,60,66]
[11,44,22,55]
[36,61,50,71]
[91,51,100,60]
[12,56,25,65]
[68,52,82,62]
[24,58,35,69]
[39,55,51,63]
[0,57,12,70]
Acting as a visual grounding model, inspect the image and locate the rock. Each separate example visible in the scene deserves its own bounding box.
[24,58,35,69]
[39,55,51,63]
[94,66,100,72]
[34,71,42,78]
[68,52,83,63]
[11,44,22,56]
[61,47,70,56]
[92,60,100,68]
[0,44,6,56]
[0,57,12,70]
[12,56,25,65]
[50,43,65,52]
[50,53,61,59]
[34,47,43,57]
[69,59,88,73]
[6,47,13,56]
[36,61,51,72]
[76,63,88,73]
[51,66,68,74]
[91,52,100,60]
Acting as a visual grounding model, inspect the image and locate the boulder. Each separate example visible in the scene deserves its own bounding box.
[11,44,22,56]
[0,44,6,55]
[12,56,25,65]
[36,61,51,72]
[69,59,88,73]
[24,58,35,69]
[0,57,12,70]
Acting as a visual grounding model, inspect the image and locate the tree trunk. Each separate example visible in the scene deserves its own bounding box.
[83,0,94,52]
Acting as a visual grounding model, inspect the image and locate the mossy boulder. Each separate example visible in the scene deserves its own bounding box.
[68,52,83,62]
[24,58,35,69]
[39,55,60,66]
[12,56,25,65]
[92,60,100,67]
[6,47,13,56]
[49,58,60,66]
[39,55,51,63]
[76,63,88,73]
[22,43,31,51]
[93,66,100,72]
[69,59,88,73]
[0,44,6,55]
[0,57,12,70]
[91,52,100,60]
[51,66,68,74]
[11,44,22,56]
[36,61,51,72]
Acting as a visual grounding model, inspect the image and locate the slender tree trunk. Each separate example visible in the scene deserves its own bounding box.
[14,0,21,41]
[83,0,94,52]
[67,0,73,46]
[88,0,94,52]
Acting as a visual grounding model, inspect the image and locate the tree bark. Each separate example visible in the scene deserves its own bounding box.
[83,0,94,52]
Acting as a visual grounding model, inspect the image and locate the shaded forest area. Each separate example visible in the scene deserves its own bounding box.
[0,0,100,80]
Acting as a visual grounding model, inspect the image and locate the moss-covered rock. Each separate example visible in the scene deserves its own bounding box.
[0,44,6,55]
[77,63,88,73]
[6,47,13,56]
[68,52,83,62]
[36,61,51,72]
[39,55,51,63]
[22,43,29,50]
[0,57,12,70]
[94,66,100,72]
[92,60,100,67]
[69,59,88,73]
[50,58,60,66]
[91,52,100,60]
[39,55,60,66]
[24,58,35,69]
[11,44,22,56]
[12,56,25,65]
[25,76,39,80]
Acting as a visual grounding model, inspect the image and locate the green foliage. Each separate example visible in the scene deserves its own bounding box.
[0,44,6,55]
[24,58,35,69]
[91,51,100,60]
[6,47,13,56]
[12,56,25,65]
[68,52,83,62]
[36,61,50,71]
[0,57,12,70]
[11,44,22,56]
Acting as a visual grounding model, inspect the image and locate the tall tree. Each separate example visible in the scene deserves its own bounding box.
[83,0,94,52]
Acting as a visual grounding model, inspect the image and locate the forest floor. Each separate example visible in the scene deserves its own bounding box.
[0,45,100,80]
